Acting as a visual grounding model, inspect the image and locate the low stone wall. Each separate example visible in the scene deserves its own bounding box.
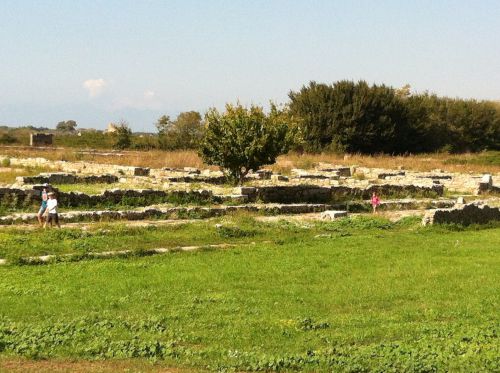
[0,187,217,208]
[18,173,118,185]
[422,203,500,226]
[240,184,444,204]
[0,187,39,207]
[57,189,216,208]
[0,182,446,210]
[0,204,333,225]
[164,175,227,184]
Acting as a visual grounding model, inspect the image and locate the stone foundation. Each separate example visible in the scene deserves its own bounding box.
[239,184,443,204]
[422,203,500,226]
[18,173,118,185]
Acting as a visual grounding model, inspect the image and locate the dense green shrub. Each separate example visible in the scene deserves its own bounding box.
[199,103,293,185]
[112,121,132,150]
[289,80,411,153]
[289,80,500,154]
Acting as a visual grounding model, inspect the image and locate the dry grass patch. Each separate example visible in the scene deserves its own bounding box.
[2,146,499,174]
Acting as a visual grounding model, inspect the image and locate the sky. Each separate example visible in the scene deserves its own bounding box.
[1,0,499,131]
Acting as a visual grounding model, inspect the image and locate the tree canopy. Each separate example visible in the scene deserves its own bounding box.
[156,111,204,150]
[289,80,500,154]
[56,120,77,132]
[199,103,293,185]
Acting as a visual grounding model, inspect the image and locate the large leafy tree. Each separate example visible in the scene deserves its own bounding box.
[199,103,293,185]
[289,80,410,153]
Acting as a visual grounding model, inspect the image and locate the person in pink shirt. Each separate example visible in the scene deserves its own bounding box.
[371,192,381,213]
[37,186,49,226]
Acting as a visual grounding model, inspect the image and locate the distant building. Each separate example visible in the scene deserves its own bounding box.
[106,123,118,133]
[30,133,53,147]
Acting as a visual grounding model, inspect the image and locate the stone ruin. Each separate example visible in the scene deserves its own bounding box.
[422,203,500,226]
[30,133,53,147]
[0,154,499,226]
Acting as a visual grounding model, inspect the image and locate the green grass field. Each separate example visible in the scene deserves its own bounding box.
[0,216,499,371]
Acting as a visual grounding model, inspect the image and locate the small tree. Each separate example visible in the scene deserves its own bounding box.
[199,103,293,185]
[113,121,132,150]
[156,112,204,150]
[56,120,77,131]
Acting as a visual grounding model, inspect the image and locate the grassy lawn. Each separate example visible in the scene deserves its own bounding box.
[0,216,499,371]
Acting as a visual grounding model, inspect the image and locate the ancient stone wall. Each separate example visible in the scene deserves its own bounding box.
[18,173,118,185]
[0,203,333,225]
[239,184,443,204]
[422,203,500,226]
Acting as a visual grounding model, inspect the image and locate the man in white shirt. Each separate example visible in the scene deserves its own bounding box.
[44,192,61,228]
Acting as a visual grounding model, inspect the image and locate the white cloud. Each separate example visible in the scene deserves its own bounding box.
[83,78,108,97]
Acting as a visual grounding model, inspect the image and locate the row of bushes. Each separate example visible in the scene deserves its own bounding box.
[289,80,500,153]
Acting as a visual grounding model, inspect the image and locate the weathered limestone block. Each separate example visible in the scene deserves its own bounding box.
[271,174,289,182]
[134,167,150,176]
[256,169,273,180]
[235,186,257,196]
[321,210,348,220]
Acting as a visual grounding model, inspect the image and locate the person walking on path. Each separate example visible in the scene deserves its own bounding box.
[37,186,48,226]
[44,192,61,228]
[371,192,381,214]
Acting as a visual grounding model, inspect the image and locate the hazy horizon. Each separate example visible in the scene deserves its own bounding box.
[1,0,499,131]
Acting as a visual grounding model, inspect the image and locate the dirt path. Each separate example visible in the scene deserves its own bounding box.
[0,218,196,231]
[256,209,425,223]
[0,358,195,373]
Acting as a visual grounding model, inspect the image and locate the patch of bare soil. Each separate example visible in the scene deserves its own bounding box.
[0,358,196,373]
[256,210,425,223]
[0,219,195,231]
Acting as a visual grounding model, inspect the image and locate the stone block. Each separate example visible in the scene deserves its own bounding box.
[184,167,200,174]
[271,174,289,182]
[481,174,493,186]
[134,167,150,176]
[321,210,348,220]
[256,169,273,179]
[234,187,256,196]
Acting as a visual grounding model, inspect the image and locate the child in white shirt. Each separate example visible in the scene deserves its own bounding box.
[44,192,61,228]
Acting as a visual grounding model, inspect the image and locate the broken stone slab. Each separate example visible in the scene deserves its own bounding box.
[320,210,348,220]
